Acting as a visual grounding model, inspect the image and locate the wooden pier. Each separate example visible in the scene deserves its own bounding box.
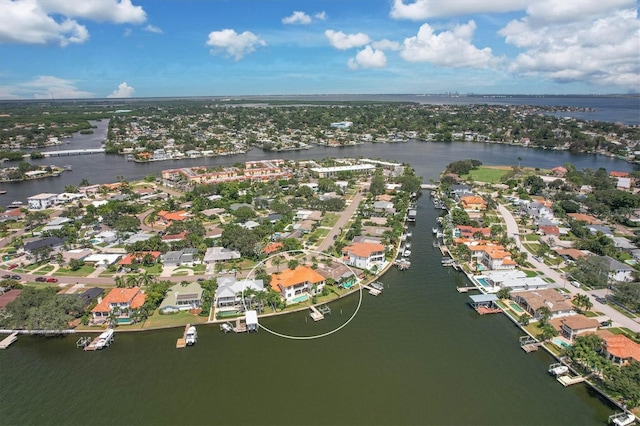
[176,323,190,348]
[557,374,587,387]
[362,282,383,296]
[456,286,478,293]
[520,336,543,353]
[0,332,18,349]
[309,305,324,321]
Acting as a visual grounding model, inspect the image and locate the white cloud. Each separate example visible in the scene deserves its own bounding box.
[282,11,312,25]
[371,39,401,51]
[400,21,499,68]
[0,75,94,99]
[325,29,371,50]
[0,0,89,46]
[206,29,266,60]
[390,0,529,20]
[107,82,135,98]
[124,27,132,37]
[39,0,146,24]
[348,46,387,70]
[143,24,163,34]
[315,11,327,20]
[0,0,146,46]
[500,3,640,91]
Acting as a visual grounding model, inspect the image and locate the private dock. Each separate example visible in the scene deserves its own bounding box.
[309,305,324,321]
[519,335,543,353]
[176,323,190,348]
[557,374,587,387]
[394,259,411,270]
[457,286,478,293]
[0,332,18,349]
[362,281,383,296]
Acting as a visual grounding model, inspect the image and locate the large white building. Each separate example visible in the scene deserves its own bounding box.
[27,193,58,210]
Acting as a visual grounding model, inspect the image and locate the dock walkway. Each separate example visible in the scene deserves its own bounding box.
[176,324,190,348]
[0,332,18,349]
[557,375,587,386]
[309,305,324,321]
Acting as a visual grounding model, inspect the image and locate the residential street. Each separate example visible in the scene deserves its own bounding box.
[498,204,640,332]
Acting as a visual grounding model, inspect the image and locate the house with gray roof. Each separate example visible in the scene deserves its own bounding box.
[159,282,204,314]
[203,247,241,264]
[603,255,634,282]
[215,277,264,310]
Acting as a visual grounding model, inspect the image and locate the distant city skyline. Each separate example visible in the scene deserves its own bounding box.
[0,0,638,99]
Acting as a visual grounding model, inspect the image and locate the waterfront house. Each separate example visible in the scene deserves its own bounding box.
[342,242,386,270]
[512,289,574,320]
[270,265,326,303]
[215,277,264,310]
[449,184,473,199]
[159,282,204,314]
[454,225,491,239]
[91,287,146,325]
[76,287,104,308]
[481,247,516,271]
[598,330,640,365]
[549,315,599,340]
[459,195,486,212]
[27,193,58,210]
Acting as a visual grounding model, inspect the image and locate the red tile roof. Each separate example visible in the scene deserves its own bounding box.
[342,242,385,258]
[602,333,640,362]
[119,251,162,265]
[270,265,325,291]
[92,288,146,313]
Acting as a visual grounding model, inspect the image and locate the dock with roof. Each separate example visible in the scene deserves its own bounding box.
[469,294,502,314]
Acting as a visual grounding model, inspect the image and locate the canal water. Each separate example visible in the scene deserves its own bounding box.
[0,194,616,425]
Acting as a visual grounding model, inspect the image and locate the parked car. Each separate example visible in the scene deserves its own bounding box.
[10,275,21,280]
[46,277,58,283]
[570,281,581,288]
[35,277,46,282]
[8,264,18,270]
[1,274,11,279]
[595,297,607,304]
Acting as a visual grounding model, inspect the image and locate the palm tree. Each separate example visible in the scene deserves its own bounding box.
[114,276,125,288]
[536,306,552,325]
[497,287,511,300]
[139,271,155,288]
[126,274,139,288]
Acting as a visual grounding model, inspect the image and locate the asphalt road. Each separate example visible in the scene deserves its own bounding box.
[498,204,640,332]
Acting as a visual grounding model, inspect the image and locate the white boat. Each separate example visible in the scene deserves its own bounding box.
[405,242,411,249]
[403,250,412,257]
[548,365,569,376]
[10,200,22,206]
[610,413,636,426]
[432,227,438,234]
[185,326,197,346]
[85,329,114,351]
[220,322,233,333]
[406,231,412,238]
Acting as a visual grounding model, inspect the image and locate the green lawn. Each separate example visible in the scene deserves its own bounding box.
[463,167,510,183]
[54,265,95,276]
[320,213,339,227]
[309,228,330,240]
[142,309,207,329]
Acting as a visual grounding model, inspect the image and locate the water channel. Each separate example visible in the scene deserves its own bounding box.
[1,105,637,424]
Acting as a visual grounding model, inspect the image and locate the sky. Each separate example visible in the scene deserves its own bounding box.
[0,0,639,99]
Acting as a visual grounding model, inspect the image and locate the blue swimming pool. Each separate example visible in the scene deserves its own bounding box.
[476,278,490,288]
[552,338,571,349]
[290,294,308,303]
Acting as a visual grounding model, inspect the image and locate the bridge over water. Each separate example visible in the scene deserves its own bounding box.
[23,148,105,158]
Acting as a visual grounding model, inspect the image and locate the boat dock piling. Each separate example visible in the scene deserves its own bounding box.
[176,323,190,348]
[0,332,18,349]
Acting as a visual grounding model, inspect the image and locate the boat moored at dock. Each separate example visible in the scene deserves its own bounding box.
[84,329,114,351]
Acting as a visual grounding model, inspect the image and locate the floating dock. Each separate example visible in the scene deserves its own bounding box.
[0,332,18,349]
[557,374,586,387]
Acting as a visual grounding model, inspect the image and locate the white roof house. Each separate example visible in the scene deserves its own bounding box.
[203,247,241,264]
[27,193,58,210]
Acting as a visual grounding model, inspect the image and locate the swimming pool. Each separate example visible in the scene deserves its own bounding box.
[509,302,525,313]
[290,294,308,303]
[552,338,571,349]
[476,278,490,288]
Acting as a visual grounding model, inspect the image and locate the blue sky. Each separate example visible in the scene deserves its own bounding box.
[0,0,638,99]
